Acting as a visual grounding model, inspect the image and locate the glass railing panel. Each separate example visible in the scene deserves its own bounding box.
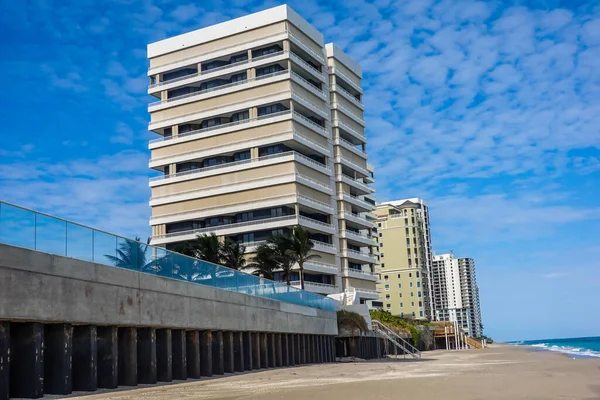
[0,202,35,250]
[66,222,93,262]
[36,213,67,256]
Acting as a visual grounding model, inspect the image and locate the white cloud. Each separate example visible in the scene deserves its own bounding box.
[542,272,568,279]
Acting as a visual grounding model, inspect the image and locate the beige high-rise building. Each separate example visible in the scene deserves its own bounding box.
[375,199,433,320]
[146,5,379,302]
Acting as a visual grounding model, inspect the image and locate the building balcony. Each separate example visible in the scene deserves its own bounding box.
[289,51,328,83]
[332,83,364,110]
[354,287,380,300]
[148,50,288,94]
[299,260,338,275]
[340,230,378,247]
[151,214,298,245]
[331,102,365,127]
[149,129,331,169]
[298,215,336,235]
[335,174,374,195]
[292,111,329,137]
[291,91,329,120]
[287,34,326,65]
[333,137,367,159]
[343,267,378,281]
[332,119,364,142]
[312,240,337,255]
[342,248,379,264]
[338,192,374,212]
[335,155,369,177]
[150,151,330,187]
[149,70,290,112]
[339,212,374,229]
[149,110,292,149]
[290,71,327,100]
[329,66,363,94]
[290,280,338,295]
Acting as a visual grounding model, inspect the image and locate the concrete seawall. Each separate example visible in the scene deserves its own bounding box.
[0,244,338,399]
[0,244,337,334]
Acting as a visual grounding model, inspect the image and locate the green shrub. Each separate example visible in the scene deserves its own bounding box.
[369,309,423,347]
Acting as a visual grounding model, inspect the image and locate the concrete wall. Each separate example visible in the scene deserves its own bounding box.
[0,244,337,335]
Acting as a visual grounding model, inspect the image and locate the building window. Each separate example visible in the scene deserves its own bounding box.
[417,281,421,288]
[378,232,382,237]
[258,103,285,116]
[419,301,423,307]
[410,282,413,287]
[380,253,384,258]
[256,63,284,76]
[420,311,423,317]
[384,275,389,281]
[409,273,412,278]
[411,292,414,297]
[380,243,384,248]
[230,53,248,63]
[416,271,420,278]
[231,110,249,121]
[397,274,401,279]
[412,312,416,317]
[418,291,422,297]
[399,292,402,297]
[386,304,391,310]
[230,72,247,82]
[411,302,414,307]
[381,263,385,268]
[385,284,390,291]
[400,302,403,307]
[378,222,382,227]
[385,294,390,300]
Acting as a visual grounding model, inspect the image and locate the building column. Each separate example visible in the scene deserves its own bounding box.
[348,336,358,357]
[72,325,97,392]
[260,333,268,368]
[200,331,212,377]
[242,332,253,371]
[252,332,261,369]
[172,329,187,380]
[317,335,323,363]
[156,329,172,382]
[118,327,137,386]
[137,328,157,384]
[186,330,201,379]
[9,323,44,399]
[267,333,276,368]
[97,326,118,389]
[275,334,283,367]
[308,335,314,363]
[288,334,295,366]
[0,322,9,400]
[212,331,224,375]
[223,332,234,373]
[300,335,307,364]
[233,332,244,372]
[281,334,289,367]
[44,323,73,395]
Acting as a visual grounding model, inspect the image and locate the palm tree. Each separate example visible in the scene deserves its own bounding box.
[267,235,295,285]
[286,225,321,290]
[220,238,247,270]
[187,233,222,264]
[105,236,160,272]
[244,242,277,280]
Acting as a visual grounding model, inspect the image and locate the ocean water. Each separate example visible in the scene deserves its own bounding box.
[511,336,600,359]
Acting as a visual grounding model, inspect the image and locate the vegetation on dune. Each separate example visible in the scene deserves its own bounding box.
[369,309,429,347]
[337,310,369,335]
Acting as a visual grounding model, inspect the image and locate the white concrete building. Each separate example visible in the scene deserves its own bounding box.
[432,253,482,337]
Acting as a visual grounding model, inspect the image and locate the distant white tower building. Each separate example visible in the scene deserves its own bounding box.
[432,253,482,337]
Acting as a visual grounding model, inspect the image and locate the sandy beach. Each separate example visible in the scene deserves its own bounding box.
[66,344,600,400]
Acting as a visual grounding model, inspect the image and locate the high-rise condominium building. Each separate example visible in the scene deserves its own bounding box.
[146,5,379,303]
[375,199,433,320]
[432,253,482,337]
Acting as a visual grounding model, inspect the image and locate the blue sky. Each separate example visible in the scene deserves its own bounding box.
[1,0,600,342]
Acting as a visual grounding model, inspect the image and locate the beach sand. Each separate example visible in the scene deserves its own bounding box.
[67,344,600,400]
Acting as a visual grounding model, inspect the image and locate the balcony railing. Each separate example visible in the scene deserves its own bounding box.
[149,70,290,108]
[332,102,365,126]
[296,174,332,191]
[345,248,378,259]
[346,268,376,277]
[297,195,333,212]
[291,91,329,119]
[157,215,298,239]
[289,51,327,79]
[298,216,335,231]
[337,174,373,193]
[336,155,369,176]
[290,71,326,100]
[330,67,363,93]
[340,193,375,210]
[287,33,326,64]
[293,111,328,136]
[304,261,338,271]
[334,136,366,155]
[312,240,337,251]
[150,110,291,145]
[149,50,287,90]
[150,151,328,182]
[290,281,336,289]
[334,84,363,108]
[334,119,364,140]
